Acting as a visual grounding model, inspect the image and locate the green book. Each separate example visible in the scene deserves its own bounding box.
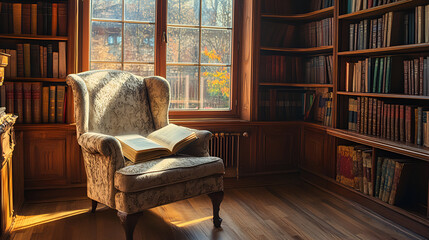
[385,57,392,93]
[374,157,384,197]
[372,58,379,93]
[382,159,396,202]
[378,57,384,93]
[378,158,389,199]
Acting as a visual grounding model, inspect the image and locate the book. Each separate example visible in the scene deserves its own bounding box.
[387,159,418,206]
[52,3,57,36]
[21,3,31,34]
[58,42,66,78]
[42,86,49,123]
[57,3,67,36]
[374,157,384,197]
[16,44,23,77]
[31,4,37,35]
[56,85,65,123]
[23,82,32,123]
[12,3,21,34]
[23,43,31,77]
[5,82,14,114]
[49,85,55,123]
[53,52,59,78]
[32,82,42,123]
[115,124,198,162]
[14,82,23,123]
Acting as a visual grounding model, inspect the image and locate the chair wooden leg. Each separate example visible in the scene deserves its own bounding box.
[208,191,224,228]
[91,200,98,213]
[117,211,141,240]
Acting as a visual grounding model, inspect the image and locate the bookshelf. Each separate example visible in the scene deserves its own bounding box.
[256,0,429,237]
[256,0,335,125]
[0,0,83,207]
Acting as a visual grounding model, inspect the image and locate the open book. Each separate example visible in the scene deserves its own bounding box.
[115,124,197,162]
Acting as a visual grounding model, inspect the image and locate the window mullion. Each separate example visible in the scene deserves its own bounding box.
[121,0,125,70]
[198,0,203,110]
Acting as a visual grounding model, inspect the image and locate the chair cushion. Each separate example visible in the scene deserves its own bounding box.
[114,155,224,193]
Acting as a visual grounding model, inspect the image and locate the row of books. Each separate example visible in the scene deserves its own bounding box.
[258,89,332,125]
[349,12,401,51]
[0,42,66,79]
[404,5,429,45]
[0,82,67,124]
[403,57,429,96]
[0,1,68,36]
[337,145,417,206]
[303,18,333,48]
[346,0,404,14]
[259,55,333,84]
[345,57,394,93]
[347,97,429,146]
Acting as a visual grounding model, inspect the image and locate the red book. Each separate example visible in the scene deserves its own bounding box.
[57,3,68,36]
[394,105,399,141]
[372,99,377,135]
[419,57,424,95]
[368,98,373,135]
[31,82,42,123]
[14,82,23,123]
[23,82,32,123]
[404,60,408,94]
[21,4,31,34]
[386,104,391,139]
[377,100,382,136]
[390,104,395,141]
[5,82,14,114]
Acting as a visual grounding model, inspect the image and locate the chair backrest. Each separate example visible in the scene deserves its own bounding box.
[67,70,168,137]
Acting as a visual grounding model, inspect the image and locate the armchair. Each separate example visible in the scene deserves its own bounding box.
[66,70,225,240]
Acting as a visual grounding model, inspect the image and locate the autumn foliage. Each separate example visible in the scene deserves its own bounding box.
[203,47,231,100]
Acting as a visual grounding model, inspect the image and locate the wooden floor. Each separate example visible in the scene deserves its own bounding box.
[9,176,425,240]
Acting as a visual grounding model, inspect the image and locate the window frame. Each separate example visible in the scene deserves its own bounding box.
[81,0,240,119]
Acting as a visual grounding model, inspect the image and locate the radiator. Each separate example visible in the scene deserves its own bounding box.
[209,132,248,179]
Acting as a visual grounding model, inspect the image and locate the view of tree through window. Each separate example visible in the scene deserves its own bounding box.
[89,0,233,110]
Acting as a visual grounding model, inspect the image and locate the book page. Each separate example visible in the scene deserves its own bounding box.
[116,134,166,153]
[147,124,196,152]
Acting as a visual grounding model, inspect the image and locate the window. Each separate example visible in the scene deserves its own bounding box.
[86,0,234,112]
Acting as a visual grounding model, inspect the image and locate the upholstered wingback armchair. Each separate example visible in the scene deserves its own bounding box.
[66,70,225,240]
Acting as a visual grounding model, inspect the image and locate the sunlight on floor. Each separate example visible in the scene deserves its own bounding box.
[171,216,212,228]
[13,209,89,231]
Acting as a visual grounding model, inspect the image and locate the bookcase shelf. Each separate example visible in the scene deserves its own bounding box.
[14,123,76,131]
[0,34,68,41]
[260,83,333,88]
[261,6,334,21]
[328,128,429,163]
[338,43,429,56]
[6,77,66,83]
[261,46,333,54]
[336,91,429,100]
[338,0,426,20]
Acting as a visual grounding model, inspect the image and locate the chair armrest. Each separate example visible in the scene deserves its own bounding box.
[78,132,123,156]
[179,129,212,157]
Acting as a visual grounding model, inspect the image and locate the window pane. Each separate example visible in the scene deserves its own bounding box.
[124,64,154,76]
[124,23,155,62]
[202,0,232,28]
[167,27,199,63]
[125,0,156,22]
[201,29,231,64]
[92,0,122,20]
[168,0,200,26]
[91,22,122,61]
[201,66,230,109]
[91,62,122,70]
[167,66,199,109]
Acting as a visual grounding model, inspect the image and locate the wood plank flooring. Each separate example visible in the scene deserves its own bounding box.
[9,176,426,240]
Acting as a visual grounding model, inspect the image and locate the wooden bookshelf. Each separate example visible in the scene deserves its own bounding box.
[338,43,429,56]
[259,83,334,88]
[7,77,66,83]
[261,46,333,54]
[261,6,334,21]
[338,0,426,20]
[337,91,429,100]
[0,34,68,41]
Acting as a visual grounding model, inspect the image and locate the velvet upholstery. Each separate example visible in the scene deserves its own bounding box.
[66,70,224,213]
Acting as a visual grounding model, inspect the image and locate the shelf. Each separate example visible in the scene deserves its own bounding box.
[14,123,76,131]
[338,43,429,56]
[337,91,429,100]
[261,46,333,54]
[6,77,66,83]
[327,128,429,162]
[261,6,334,21]
[260,82,333,88]
[0,34,68,41]
[339,0,426,20]
[301,169,429,238]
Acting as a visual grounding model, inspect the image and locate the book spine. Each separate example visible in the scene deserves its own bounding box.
[59,42,66,78]
[51,3,57,36]
[375,157,383,197]
[400,105,405,142]
[21,4,31,34]
[31,4,37,35]
[12,3,21,34]
[42,86,49,123]
[388,162,404,205]
[23,82,32,123]
[23,43,31,77]
[56,85,65,123]
[14,82,23,123]
[49,85,56,123]
[5,82,14,114]
[32,82,42,123]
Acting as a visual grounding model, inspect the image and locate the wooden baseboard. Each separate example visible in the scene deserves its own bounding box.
[300,169,429,239]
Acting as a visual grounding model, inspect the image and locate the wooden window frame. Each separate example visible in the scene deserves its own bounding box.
[81,0,240,119]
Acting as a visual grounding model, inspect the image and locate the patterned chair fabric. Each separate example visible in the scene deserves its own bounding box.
[66,70,224,212]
